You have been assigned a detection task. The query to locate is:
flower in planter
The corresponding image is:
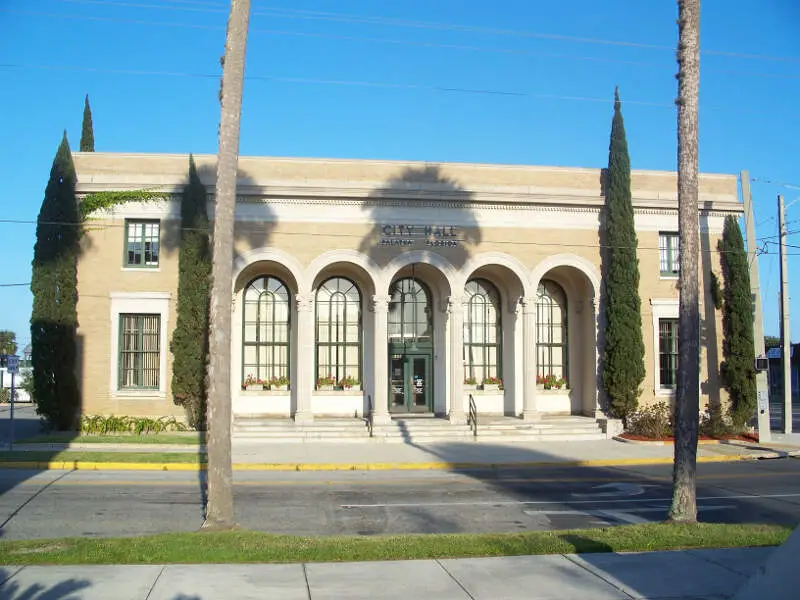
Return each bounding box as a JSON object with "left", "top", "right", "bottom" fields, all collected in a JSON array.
[
  {"left": 317, "top": 373, "right": 336, "bottom": 387},
  {"left": 482, "top": 376, "right": 502, "bottom": 386},
  {"left": 269, "top": 375, "right": 290, "bottom": 389},
  {"left": 243, "top": 374, "right": 265, "bottom": 389},
  {"left": 463, "top": 376, "right": 478, "bottom": 385},
  {"left": 541, "top": 374, "right": 568, "bottom": 390},
  {"left": 338, "top": 375, "right": 360, "bottom": 389}
]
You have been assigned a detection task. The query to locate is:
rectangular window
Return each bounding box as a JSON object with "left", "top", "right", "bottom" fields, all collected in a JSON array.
[
  {"left": 125, "top": 220, "right": 160, "bottom": 267},
  {"left": 119, "top": 314, "right": 160, "bottom": 389},
  {"left": 659, "top": 318, "right": 678, "bottom": 389},
  {"left": 659, "top": 232, "right": 680, "bottom": 277}
]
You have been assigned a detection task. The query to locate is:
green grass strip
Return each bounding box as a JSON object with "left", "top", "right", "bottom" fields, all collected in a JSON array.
[
  {"left": 15, "top": 433, "right": 204, "bottom": 445},
  {"left": 0, "top": 523, "right": 788, "bottom": 565},
  {"left": 0, "top": 451, "right": 205, "bottom": 464}
]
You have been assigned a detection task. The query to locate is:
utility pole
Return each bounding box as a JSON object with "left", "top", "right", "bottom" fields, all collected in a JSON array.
[
  {"left": 778, "top": 194, "right": 792, "bottom": 434},
  {"left": 741, "top": 171, "right": 771, "bottom": 442}
]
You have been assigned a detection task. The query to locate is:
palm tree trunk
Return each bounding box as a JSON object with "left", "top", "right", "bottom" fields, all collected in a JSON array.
[
  {"left": 204, "top": 0, "right": 251, "bottom": 530},
  {"left": 669, "top": 0, "right": 701, "bottom": 524}
]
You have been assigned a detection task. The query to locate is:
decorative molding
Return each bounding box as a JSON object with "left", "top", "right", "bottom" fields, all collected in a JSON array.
[
  {"left": 295, "top": 294, "right": 313, "bottom": 313},
  {"left": 371, "top": 294, "right": 391, "bottom": 313}
]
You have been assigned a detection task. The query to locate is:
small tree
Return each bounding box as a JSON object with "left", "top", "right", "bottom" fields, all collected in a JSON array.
[
  {"left": 80, "top": 95, "right": 94, "bottom": 152},
  {"left": 719, "top": 215, "right": 757, "bottom": 430},
  {"left": 0, "top": 331, "right": 16, "bottom": 355},
  {"left": 170, "top": 156, "right": 211, "bottom": 430},
  {"left": 30, "top": 132, "right": 81, "bottom": 429},
  {"left": 601, "top": 88, "right": 646, "bottom": 425}
]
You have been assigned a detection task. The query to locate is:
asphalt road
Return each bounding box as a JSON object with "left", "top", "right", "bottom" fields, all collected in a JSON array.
[{"left": 0, "top": 459, "right": 799, "bottom": 540}]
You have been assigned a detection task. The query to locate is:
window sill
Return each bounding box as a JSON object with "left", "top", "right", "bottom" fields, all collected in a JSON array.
[
  {"left": 655, "top": 388, "right": 676, "bottom": 398},
  {"left": 111, "top": 390, "right": 166, "bottom": 399},
  {"left": 121, "top": 267, "right": 161, "bottom": 273},
  {"left": 313, "top": 390, "right": 364, "bottom": 395},
  {"left": 240, "top": 389, "right": 289, "bottom": 395},
  {"left": 659, "top": 274, "right": 679, "bottom": 280}
]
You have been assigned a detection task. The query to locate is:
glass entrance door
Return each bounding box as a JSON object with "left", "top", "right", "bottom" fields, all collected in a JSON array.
[{"left": 390, "top": 353, "right": 431, "bottom": 413}]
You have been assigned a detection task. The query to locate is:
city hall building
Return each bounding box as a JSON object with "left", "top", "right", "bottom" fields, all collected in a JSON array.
[{"left": 72, "top": 153, "right": 740, "bottom": 433}]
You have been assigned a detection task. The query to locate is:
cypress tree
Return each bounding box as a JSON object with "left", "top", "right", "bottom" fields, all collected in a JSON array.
[
  {"left": 30, "top": 132, "right": 81, "bottom": 429},
  {"left": 719, "top": 215, "right": 757, "bottom": 429},
  {"left": 601, "top": 88, "right": 646, "bottom": 424},
  {"left": 170, "top": 156, "right": 211, "bottom": 430},
  {"left": 80, "top": 95, "right": 94, "bottom": 152}
]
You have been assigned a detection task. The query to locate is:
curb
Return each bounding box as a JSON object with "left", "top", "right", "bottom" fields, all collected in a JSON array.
[
  {"left": 613, "top": 436, "right": 724, "bottom": 446},
  {"left": 0, "top": 454, "right": 756, "bottom": 472}
]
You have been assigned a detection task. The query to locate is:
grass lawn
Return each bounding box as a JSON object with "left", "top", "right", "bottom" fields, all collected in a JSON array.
[
  {"left": 15, "top": 433, "right": 204, "bottom": 445},
  {"left": 0, "top": 523, "right": 789, "bottom": 565},
  {"left": 0, "top": 451, "right": 205, "bottom": 464}
]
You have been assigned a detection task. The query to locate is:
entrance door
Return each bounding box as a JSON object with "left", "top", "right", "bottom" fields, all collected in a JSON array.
[{"left": 390, "top": 353, "right": 431, "bottom": 413}]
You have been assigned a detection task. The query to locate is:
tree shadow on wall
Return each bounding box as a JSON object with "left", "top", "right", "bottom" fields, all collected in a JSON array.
[{"left": 357, "top": 164, "right": 482, "bottom": 273}]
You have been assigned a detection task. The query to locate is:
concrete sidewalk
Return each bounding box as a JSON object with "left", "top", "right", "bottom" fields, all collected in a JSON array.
[
  {"left": 0, "top": 547, "right": 778, "bottom": 599},
  {"left": 0, "top": 437, "right": 793, "bottom": 471}
]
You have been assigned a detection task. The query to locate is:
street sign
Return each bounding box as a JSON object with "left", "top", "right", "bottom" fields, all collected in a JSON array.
[
  {"left": 757, "top": 389, "right": 769, "bottom": 412},
  {"left": 6, "top": 355, "right": 19, "bottom": 375}
]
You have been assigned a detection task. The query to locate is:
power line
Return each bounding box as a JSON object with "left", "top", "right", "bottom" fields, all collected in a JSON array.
[
  {"left": 56, "top": 0, "right": 800, "bottom": 64},
  {"left": 0, "top": 283, "right": 30, "bottom": 288},
  {"left": 752, "top": 178, "right": 800, "bottom": 191}
]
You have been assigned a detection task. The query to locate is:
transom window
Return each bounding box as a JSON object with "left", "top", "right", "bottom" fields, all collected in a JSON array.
[
  {"left": 659, "top": 232, "right": 680, "bottom": 277},
  {"left": 388, "top": 278, "right": 432, "bottom": 344},
  {"left": 463, "top": 279, "right": 502, "bottom": 384},
  {"left": 536, "top": 279, "right": 568, "bottom": 381},
  {"left": 659, "top": 318, "right": 679, "bottom": 389},
  {"left": 316, "top": 277, "right": 361, "bottom": 388},
  {"left": 243, "top": 276, "right": 290, "bottom": 383},
  {"left": 125, "top": 220, "right": 160, "bottom": 268},
  {"left": 118, "top": 314, "right": 160, "bottom": 389}
]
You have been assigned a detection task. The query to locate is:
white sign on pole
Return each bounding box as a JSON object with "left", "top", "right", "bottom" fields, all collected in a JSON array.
[
  {"left": 757, "top": 389, "right": 769, "bottom": 412},
  {"left": 6, "top": 355, "right": 19, "bottom": 375}
]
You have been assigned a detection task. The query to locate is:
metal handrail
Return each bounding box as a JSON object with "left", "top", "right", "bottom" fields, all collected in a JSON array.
[
  {"left": 366, "top": 394, "right": 374, "bottom": 438},
  {"left": 467, "top": 393, "right": 478, "bottom": 439}
]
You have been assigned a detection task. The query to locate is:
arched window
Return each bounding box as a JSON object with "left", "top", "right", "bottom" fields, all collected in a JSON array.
[
  {"left": 388, "top": 278, "right": 432, "bottom": 344},
  {"left": 536, "top": 279, "right": 568, "bottom": 382},
  {"left": 243, "top": 276, "right": 290, "bottom": 384},
  {"left": 316, "top": 277, "right": 361, "bottom": 388},
  {"left": 463, "top": 279, "right": 502, "bottom": 384}
]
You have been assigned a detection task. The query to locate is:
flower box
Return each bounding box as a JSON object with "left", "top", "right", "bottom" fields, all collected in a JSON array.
[
  {"left": 463, "top": 384, "right": 478, "bottom": 391},
  {"left": 342, "top": 384, "right": 361, "bottom": 392},
  {"left": 318, "top": 384, "right": 334, "bottom": 391},
  {"left": 271, "top": 384, "right": 289, "bottom": 392},
  {"left": 481, "top": 383, "right": 500, "bottom": 392},
  {"left": 245, "top": 384, "right": 265, "bottom": 391}
]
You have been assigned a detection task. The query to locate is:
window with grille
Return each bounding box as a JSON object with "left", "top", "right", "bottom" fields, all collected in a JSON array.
[
  {"left": 388, "top": 278, "right": 432, "bottom": 343},
  {"left": 659, "top": 232, "right": 680, "bottom": 277},
  {"left": 118, "top": 314, "right": 160, "bottom": 389},
  {"left": 125, "top": 220, "right": 160, "bottom": 268},
  {"left": 316, "top": 277, "right": 361, "bottom": 388},
  {"left": 659, "top": 318, "right": 679, "bottom": 389},
  {"left": 536, "top": 279, "right": 568, "bottom": 381},
  {"left": 242, "top": 276, "right": 290, "bottom": 383},
  {"left": 463, "top": 279, "right": 502, "bottom": 384}
]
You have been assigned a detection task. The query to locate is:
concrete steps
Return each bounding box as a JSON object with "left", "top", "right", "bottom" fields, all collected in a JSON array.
[{"left": 233, "top": 414, "right": 606, "bottom": 443}]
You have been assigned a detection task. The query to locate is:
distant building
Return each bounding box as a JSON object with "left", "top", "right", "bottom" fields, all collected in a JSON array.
[{"left": 70, "top": 152, "right": 741, "bottom": 431}]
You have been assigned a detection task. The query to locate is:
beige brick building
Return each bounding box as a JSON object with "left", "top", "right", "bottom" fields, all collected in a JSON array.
[{"left": 72, "top": 152, "right": 740, "bottom": 430}]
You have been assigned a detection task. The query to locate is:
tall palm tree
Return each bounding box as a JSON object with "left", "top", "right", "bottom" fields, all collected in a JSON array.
[
  {"left": 204, "top": 0, "right": 251, "bottom": 530},
  {"left": 669, "top": 0, "right": 701, "bottom": 524}
]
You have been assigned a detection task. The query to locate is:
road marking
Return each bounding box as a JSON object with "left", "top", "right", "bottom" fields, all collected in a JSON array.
[
  {"left": 523, "top": 505, "right": 736, "bottom": 524},
  {"left": 340, "top": 492, "right": 800, "bottom": 509}
]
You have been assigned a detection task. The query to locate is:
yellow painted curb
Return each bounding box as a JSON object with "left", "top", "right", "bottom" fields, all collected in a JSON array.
[{"left": 0, "top": 453, "right": 756, "bottom": 472}]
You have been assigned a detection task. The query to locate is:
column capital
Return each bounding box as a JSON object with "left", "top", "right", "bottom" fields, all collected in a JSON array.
[
  {"left": 296, "top": 293, "right": 313, "bottom": 313},
  {"left": 371, "top": 294, "right": 391, "bottom": 313},
  {"left": 445, "top": 295, "right": 469, "bottom": 315},
  {"left": 522, "top": 296, "right": 537, "bottom": 315}
]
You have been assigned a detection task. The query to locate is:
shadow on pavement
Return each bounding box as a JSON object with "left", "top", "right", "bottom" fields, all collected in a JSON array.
[{"left": 0, "top": 568, "right": 91, "bottom": 600}]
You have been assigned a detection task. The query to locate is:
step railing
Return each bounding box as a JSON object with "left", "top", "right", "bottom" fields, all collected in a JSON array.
[
  {"left": 467, "top": 393, "right": 478, "bottom": 438},
  {"left": 366, "top": 394, "right": 374, "bottom": 438}
]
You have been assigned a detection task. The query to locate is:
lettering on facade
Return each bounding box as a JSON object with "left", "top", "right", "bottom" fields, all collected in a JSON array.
[{"left": 379, "top": 225, "right": 461, "bottom": 248}]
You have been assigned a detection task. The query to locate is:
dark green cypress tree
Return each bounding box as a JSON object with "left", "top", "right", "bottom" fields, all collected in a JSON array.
[
  {"left": 30, "top": 132, "right": 81, "bottom": 429},
  {"left": 80, "top": 95, "right": 94, "bottom": 152},
  {"left": 719, "top": 215, "right": 757, "bottom": 429},
  {"left": 170, "top": 156, "right": 211, "bottom": 430},
  {"left": 601, "top": 88, "right": 646, "bottom": 424}
]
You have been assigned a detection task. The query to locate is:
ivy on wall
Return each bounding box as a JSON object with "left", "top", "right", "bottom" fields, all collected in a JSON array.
[{"left": 78, "top": 190, "right": 166, "bottom": 221}]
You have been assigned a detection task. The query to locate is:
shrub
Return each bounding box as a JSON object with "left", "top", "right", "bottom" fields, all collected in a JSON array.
[
  {"left": 0, "top": 388, "right": 9, "bottom": 403},
  {"left": 78, "top": 415, "right": 188, "bottom": 435},
  {"left": 627, "top": 402, "right": 672, "bottom": 438}
]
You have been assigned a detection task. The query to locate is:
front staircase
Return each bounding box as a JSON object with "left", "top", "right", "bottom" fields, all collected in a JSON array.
[{"left": 233, "top": 414, "right": 606, "bottom": 443}]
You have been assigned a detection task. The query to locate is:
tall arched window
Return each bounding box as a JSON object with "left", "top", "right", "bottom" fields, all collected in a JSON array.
[
  {"left": 388, "top": 278, "right": 432, "bottom": 344},
  {"left": 316, "top": 277, "right": 361, "bottom": 388},
  {"left": 243, "top": 276, "right": 290, "bottom": 383},
  {"left": 536, "top": 279, "right": 568, "bottom": 382},
  {"left": 463, "top": 279, "right": 502, "bottom": 384}
]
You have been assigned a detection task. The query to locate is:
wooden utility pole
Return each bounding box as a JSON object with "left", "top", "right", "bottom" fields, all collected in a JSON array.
[
  {"left": 741, "top": 171, "right": 771, "bottom": 443},
  {"left": 668, "top": 0, "right": 701, "bottom": 524},
  {"left": 778, "top": 194, "right": 793, "bottom": 434},
  {"left": 204, "top": 0, "right": 251, "bottom": 530}
]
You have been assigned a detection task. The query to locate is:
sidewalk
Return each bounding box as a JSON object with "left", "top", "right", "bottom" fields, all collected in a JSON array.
[
  {"left": 0, "top": 436, "right": 794, "bottom": 471},
  {"left": 0, "top": 546, "right": 778, "bottom": 599}
]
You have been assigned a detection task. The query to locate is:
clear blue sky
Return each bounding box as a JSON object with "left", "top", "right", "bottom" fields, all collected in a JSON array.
[{"left": 1, "top": 0, "right": 799, "bottom": 352}]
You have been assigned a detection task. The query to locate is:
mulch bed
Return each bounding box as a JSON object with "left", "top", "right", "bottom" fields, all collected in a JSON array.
[{"left": 619, "top": 432, "right": 759, "bottom": 443}]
